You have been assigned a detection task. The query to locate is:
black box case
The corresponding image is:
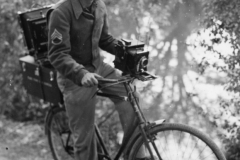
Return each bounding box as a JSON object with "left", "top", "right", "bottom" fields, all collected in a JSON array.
[{"left": 19, "top": 56, "right": 63, "bottom": 105}]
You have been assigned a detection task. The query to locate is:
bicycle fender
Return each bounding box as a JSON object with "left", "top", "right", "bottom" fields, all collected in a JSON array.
[
  {"left": 153, "top": 119, "right": 166, "bottom": 125},
  {"left": 124, "top": 119, "right": 166, "bottom": 157}
]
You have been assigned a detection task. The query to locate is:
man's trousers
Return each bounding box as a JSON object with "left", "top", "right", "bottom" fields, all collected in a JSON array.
[{"left": 57, "top": 61, "right": 138, "bottom": 160}]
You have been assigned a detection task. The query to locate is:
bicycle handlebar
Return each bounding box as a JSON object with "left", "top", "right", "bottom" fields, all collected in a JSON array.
[
  {"left": 98, "top": 78, "right": 119, "bottom": 84},
  {"left": 97, "top": 72, "right": 158, "bottom": 85}
]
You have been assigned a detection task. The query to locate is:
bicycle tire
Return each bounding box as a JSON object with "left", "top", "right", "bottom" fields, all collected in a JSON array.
[
  {"left": 46, "top": 107, "right": 74, "bottom": 160},
  {"left": 128, "top": 123, "right": 226, "bottom": 160}
]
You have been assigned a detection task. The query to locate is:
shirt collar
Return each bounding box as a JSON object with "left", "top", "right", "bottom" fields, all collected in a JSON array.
[{"left": 70, "top": 0, "right": 83, "bottom": 19}]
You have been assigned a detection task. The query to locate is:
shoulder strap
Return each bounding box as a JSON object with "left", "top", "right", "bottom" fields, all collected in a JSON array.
[
  {"left": 46, "top": 0, "right": 67, "bottom": 25},
  {"left": 91, "top": 0, "right": 98, "bottom": 14},
  {"left": 46, "top": 8, "right": 54, "bottom": 26}
]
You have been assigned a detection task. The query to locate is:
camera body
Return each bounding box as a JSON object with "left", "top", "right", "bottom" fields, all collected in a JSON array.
[{"left": 114, "top": 39, "right": 149, "bottom": 75}]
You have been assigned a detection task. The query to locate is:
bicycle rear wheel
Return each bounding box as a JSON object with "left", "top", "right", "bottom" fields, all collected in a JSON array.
[
  {"left": 128, "top": 123, "right": 226, "bottom": 160},
  {"left": 46, "top": 107, "right": 74, "bottom": 160}
]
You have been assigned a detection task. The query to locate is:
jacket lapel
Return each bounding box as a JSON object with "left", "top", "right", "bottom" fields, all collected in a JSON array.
[
  {"left": 70, "top": 0, "right": 83, "bottom": 19},
  {"left": 92, "top": 0, "right": 105, "bottom": 67}
]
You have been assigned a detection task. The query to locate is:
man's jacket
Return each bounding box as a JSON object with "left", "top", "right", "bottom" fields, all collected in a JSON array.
[{"left": 48, "top": 0, "right": 117, "bottom": 86}]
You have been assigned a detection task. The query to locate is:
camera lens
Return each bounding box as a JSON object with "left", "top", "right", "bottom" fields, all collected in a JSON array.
[{"left": 140, "top": 57, "right": 148, "bottom": 67}]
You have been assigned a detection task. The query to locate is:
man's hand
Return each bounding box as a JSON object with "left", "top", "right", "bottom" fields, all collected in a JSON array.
[{"left": 81, "top": 73, "right": 102, "bottom": 87}]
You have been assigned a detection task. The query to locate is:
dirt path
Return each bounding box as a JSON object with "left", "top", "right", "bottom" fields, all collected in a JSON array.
[{"left": 0, "top": 117, "right": 53, "bottom": 160}]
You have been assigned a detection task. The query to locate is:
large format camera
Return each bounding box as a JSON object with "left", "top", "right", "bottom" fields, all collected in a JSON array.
[{"left": 114, "top": 39, "right": 149, "bottom": 75}]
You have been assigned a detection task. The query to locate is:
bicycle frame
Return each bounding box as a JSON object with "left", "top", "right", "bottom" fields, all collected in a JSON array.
[
  {"left": 45, "top": 72, "right": 164, "bottom": 160},
  {"left": 44, "top": 71, "right": 226, "bottom": 160},
  {"left": 95, "top": 75, "right": 164, "bottom": 160}
]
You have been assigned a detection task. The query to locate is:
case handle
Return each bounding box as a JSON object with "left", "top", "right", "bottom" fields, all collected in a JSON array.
[
  {"left": 22, "top": 63, "right": 26, "bottom": 72},
  {"left": 35, "top": 67, "right": 39, "bottom": 76},
  {"left": 50, "top": 71, "right": 54, "bottom": 81}
]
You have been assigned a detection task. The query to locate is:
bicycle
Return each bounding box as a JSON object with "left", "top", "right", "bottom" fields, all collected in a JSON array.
[{"left": 45, "top": 71, "right": 226, "bottom": 160}]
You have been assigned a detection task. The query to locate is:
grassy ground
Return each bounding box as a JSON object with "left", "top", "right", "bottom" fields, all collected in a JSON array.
[{"left": 0, "top": 116, "right": 53, "bottom": 160}]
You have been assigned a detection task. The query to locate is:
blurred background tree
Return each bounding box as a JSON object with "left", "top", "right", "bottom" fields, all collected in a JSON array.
[
  {"left": 1, "top": 0, "right": 240, "bottom": 159},
  {"left": 100, "top": 0, "right": 230, "bottom": 156},
  {"left": 104, "top": 0, "right": 221, "bottom": 139}
]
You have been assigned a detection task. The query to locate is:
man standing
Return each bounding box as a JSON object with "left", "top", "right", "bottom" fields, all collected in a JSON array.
[{"left": 48, "top": 0, "right": 147, "bottom": 159}]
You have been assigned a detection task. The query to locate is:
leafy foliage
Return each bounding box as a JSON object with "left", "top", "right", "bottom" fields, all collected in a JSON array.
[
  {"left": 1, "top": 0, "right": 34, "bottom": 121},
  {"left": 202, "top": 0, "right": 240, "bottom": 159},
  {"left": 0, "top": 0, "right": 58, "bottom": 122},
  {"left": 0, "top": 116, "right": 52, "bottom": 159}
]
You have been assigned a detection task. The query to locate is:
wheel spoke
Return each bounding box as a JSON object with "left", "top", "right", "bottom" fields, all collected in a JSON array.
[
  {"left": 177, "top": 131, "right": 183, "bottom": 158},
  {"left": 48, "top": 109, "right": 74, "bottom": 160},
  {"left": 130, "top": 123, "right": 225, "bottom": 160},
  {"left": 163, "top": 131, "right": 172, "bottom": 160},
  {"left": 153, "top": 133, "right": 169, "bottom": 160},
  {"left": 187, "top": 134, "right": 199, "bottom": 160},
  {"left": 150, "top": 138, "right": 164, "bottom": 160}
]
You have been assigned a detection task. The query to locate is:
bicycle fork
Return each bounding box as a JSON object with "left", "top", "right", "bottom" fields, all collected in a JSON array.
[
  {"left": 145, "top": 124, "right": 164, "bottom": 160},
  {"left": 124, "top": 82, "right": 163, "bottom": 160}
]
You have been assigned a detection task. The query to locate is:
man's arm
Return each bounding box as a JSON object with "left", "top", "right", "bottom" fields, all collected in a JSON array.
[
  {"left": 48, "top": 9, "right": 89, "bottom": 85},
  {"left": 98, "top": 5, "right": 118, "bottom": 55}
]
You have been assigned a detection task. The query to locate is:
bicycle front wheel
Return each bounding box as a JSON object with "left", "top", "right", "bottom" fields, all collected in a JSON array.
[{"left": 128, "top": 123, "right": 226, "bottom": 160}]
